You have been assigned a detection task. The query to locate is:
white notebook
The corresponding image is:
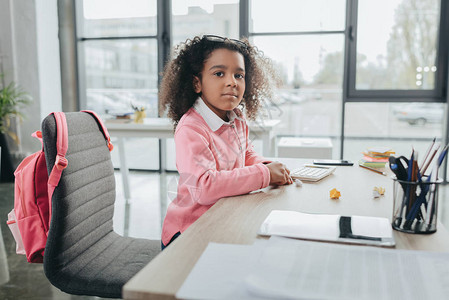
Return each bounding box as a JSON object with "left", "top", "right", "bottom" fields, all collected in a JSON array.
[{"left": 258, "top": 210, "right": 395, "bottom": 247}]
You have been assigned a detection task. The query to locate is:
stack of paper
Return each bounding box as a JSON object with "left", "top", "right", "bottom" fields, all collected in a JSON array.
[
  {"left": 359, "top": 146, "right": 395, "bottom": 168},
  {"left": 177, "top": 237, "right": 449, "bottom": 300}
]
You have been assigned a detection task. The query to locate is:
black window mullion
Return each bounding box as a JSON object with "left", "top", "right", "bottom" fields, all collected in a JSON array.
[
  {"left": 436, "top": 0, "right": 449, "bottom": 99},
  {"left": 347, "top": 90, "right": 445, "bottom": 102},
  {"left": 74, "top": 0, "right": 86, "bottom": 111},
  {"left": 346, "top": 0, "right": 358, "bottom": 102},
  {"left": 157, "top": 0, "right": 172, "bottom": 172},
  {"left": 441, "top": 0, "right": 449, "bottom": 181},
  {"left": 240, "top": 0, "right": 249, "bottom": 39},
  {"left": 341, "top": 0, "right": 355, "bottom": 159},
  {"left": 79, "top": 35, "right": 158, "bottom": 42},
  {"left": 158, "top": 0, "right": 171, "bottom": 92}
]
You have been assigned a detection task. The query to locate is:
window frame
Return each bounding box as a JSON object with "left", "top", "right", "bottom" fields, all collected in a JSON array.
[
  {"left": 74, "top": 0, "right": 171, "bottom": 171},
  {"left": 341, "top": 0, "right": 449, "bottom": 180},
  {"left": 70, "top": 0, "right": 449, "bottom": 178},
  {"left": 344, "top": 0, "right": 449, "bottom": 103},
  {"left": 74, "top": 0, "right": 170, "bottom": 115},
  {"left": 243, "top": 0, "right": 348, "bottom": 159},
  {"left": 72, "top": 0, "right": 449, "bottom": 110}
]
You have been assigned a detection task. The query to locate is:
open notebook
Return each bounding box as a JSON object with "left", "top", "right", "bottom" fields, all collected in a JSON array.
[{"left": 258, "top": 210, "right": 395, "bottom": 247}]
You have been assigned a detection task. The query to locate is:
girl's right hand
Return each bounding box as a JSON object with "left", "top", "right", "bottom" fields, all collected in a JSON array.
[{"left": 266, "top": 162, "right": 293, "bottom": 186}]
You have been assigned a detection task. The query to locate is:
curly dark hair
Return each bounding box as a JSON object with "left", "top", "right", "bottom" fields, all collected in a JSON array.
[{"left": 159, "top": 35, "right": 281, "bottom": 128}]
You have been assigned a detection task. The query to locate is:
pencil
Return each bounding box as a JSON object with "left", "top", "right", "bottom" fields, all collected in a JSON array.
[
  {"left": 359, "top": 164, "right": 386, "bottom": 176},
  {"left": 421, "top": 144, "right": 440, "bottom": 175},
  {"left": 419, "top": 137, "right": 436, "bottom": 170}
]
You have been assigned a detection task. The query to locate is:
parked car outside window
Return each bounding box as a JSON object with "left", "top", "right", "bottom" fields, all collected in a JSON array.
[{"left": 393, "top": 103, "right": 444, "bottom": 125}]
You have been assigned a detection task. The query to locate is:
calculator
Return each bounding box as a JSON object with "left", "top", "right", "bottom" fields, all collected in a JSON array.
[{"left": 290, "top": 164, "right": 336, "bottom": 182}]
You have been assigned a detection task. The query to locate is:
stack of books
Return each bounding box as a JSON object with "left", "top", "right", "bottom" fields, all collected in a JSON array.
[{"left": 359, "top": 147, "right": 395, "bottom": 168}]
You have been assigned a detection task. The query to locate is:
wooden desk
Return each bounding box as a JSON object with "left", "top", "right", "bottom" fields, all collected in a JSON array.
[
  {"left": 106, "top": 118, "right": 280, "bottom": 200},
  {"left": 123, "top": 158, "right": 449, "bottom": 299}
]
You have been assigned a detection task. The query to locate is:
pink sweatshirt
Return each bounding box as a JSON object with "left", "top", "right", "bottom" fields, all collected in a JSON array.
[{"left": 161, "top": 99, "right": 271, "bottom": 245}]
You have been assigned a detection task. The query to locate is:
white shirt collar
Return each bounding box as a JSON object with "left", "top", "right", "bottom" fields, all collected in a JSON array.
[{"left": 194, "top": 97, "right": 239, "bottom": 131}]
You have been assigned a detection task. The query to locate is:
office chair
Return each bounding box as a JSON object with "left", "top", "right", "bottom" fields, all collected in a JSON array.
[{"left": 42, "top": 112, "right": 160, "bottom": 298}]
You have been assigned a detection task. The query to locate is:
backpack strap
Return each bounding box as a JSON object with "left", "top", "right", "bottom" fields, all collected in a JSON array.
[
  {"left": 81, "top": 110, "right": 114, "bottom": 151},
  {"left": 31, "top": 130, "right": 43, "bottom": 147},
  {"left": 47, "top": 112, "right": 69, "bottom": 221}
]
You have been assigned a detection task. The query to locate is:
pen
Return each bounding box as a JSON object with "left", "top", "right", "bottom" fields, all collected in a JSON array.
[
  {"left": 425, "top": 170, "right": 438, "bottom": 229},
  {"left": 425, "top": 144, "right": 449, "bottom": 229},
  {"left": 405, "top": 175, "right": 431, "bottom": 228},
  {"left": 404, "top": 149, "right": 415, "bottom": 217},
  {"left": 341, "top": 233, "right": 382, "bottom": 242},
  {"left": 358, "top": 164, "right": 386, "bottom": 176},
  {"left": 289, "top": 174, "right": 303, "bottom": 187},
  {"left": 407, "top": 152, "right": 419, "bottom": 221}
]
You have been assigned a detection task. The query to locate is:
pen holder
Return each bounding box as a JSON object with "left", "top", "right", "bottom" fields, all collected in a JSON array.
[{"left": 392, "top": 177, "right": 442, "bottom": 234}]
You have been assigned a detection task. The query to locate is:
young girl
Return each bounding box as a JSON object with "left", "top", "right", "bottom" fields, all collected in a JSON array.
[{"left": 159, "top": 35, "right": 292, "bottom": 249}]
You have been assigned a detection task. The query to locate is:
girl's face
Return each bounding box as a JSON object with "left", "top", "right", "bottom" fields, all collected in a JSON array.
[{"left": 193, "top": 48, "right": 245, "bottom": 121}]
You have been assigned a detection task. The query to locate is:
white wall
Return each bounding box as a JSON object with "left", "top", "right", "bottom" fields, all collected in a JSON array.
[
  {"left": 36, "top": 0, "right": 62, "bottom": 118},
  {"left": 0, "top": 0, "right": 62, "bottom": 155}
]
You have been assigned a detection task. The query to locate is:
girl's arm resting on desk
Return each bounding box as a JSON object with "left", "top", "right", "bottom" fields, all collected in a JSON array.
[
  {"left": 191, "top": 164, "right": 270, "bottom": 206},
  {"left": 175, "top": 126, "right": 270, "bottom": 206}
]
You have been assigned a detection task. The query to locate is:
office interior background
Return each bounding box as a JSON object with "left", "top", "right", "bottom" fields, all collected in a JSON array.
[
  {"left": 1, "top": 0, "right": 449, "bottom": 298},
  {"left": 2, "top": 0, "right": 449, "bottom": 170}
]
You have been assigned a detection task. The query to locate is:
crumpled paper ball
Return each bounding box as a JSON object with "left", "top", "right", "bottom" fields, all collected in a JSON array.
[
  {"left": 373, "top": 186, "right": 385, "bottom": 198},
  {"left": 329, "top": 188, "right": 341, "bottom": 199}
]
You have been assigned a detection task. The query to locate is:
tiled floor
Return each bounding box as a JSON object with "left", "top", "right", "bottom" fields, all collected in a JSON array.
[{"left": 0, "top": 170, "right": 448, "bottom": 299}]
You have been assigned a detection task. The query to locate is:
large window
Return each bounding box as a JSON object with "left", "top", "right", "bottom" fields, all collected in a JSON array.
[
  {"left": 248, "top": 0, "right": 347, "bottom": 157},
  {"left": 343, "top": 0, "right": 447, "bottom": 167},
  {"left": 352, "top": 0, "right": 442, "bottom": 92},
  {"left": 72, "top": 0, "right": 449, "bottom": 173},
  {"left": 77, "top": 0, "right": 159, "bottom": 116},
  {"left": 76, "top": 0, "right": 160, "bottom": 170},
  {"left": 172, "top": 0, "right": 240, "bottom": 45}
]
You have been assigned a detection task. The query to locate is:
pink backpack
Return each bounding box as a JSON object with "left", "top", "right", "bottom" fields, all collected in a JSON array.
[{"left": 6, "top": 110, "right": 113, "bottom": 263}]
